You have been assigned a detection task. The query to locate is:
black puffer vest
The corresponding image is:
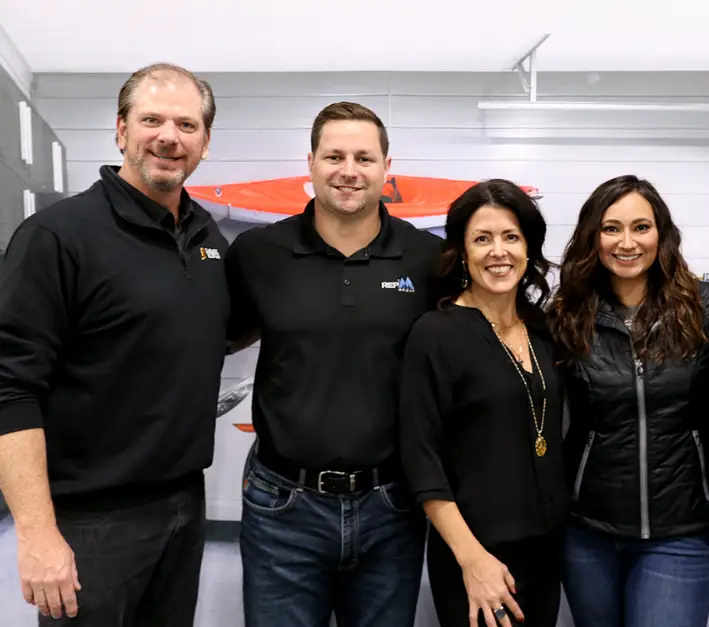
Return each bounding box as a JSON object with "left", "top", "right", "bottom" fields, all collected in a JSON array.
[{"left": 563, "top": 282, "right": 709, "bottom": 539}]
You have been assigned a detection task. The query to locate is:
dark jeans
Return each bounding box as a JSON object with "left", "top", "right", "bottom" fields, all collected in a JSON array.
[
  {"left": 39, "top": 478, "right": 206, "bottom": 627},
  {"left": 240, "top": 455, "right": 426, "bottom": 627},
  {"left": 562, "top": 523, "right": 709, "bottom": 627},
  {"left": 427, "top": 526, "right": 562, "bottom": 627}
]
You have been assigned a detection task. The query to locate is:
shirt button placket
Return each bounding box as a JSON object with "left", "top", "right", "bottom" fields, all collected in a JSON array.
[{"left": 341, "top": 271, "right": 354, "bottom": 308}]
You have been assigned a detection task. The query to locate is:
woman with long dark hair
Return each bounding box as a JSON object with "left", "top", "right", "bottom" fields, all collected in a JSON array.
[
  {"left": 399, "top": 179, "right": 569, "bottom": 627},
  {"left": 549, "top": 175, "right": 709, "bottom": 627}
]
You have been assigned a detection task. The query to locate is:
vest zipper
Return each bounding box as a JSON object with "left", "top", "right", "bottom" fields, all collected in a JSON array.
[
  {"left": 692, "top": 430, "right": 709, "bottom": 502},
  {"left": 573, "top": 430, "right": 596, "bottom": 501},
  {"left": 634, "top": 354, "right": 650, "bottom": 539},
  {"left": 626, "top": 324, "right": 650, "bottom": 539}
]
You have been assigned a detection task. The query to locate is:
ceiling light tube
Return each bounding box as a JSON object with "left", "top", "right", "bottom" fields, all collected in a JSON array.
[{"left": 477, "top": 101, "right": 709, "bottom": 112}]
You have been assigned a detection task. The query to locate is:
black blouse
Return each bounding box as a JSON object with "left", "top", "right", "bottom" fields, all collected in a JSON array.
[{"left": 399, "top": 304, "right": 570, "bottom": 548}]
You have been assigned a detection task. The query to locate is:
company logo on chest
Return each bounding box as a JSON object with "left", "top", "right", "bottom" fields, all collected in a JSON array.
[
  {"left": 200, "top": 247, "right": 221, "bottom": 260},
  {"left": 381, "top": 276, "right": 416, "bottom": 292}
]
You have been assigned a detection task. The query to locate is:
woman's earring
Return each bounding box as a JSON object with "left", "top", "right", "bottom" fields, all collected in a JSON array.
[{"left": 461, "top": 259, "right": 469, "bottom": 289}]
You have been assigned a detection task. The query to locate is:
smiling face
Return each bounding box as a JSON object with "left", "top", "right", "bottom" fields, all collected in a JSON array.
[
  {"left": 307, "top": 119, "right": 391, "bottom": 219},
  {"left": 464, "top": 205, "right": 528, "bottom": 297},
  {"left": 599, "top": 191, "right": 659, "bottom": 283},
  {"left": 116, "top": 73, "right": 210, "bottom": 196}
]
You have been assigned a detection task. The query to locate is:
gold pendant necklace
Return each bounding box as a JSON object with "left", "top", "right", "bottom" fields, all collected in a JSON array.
[{"left": 487, "top": 318, "right": 548, "bottom": 457}]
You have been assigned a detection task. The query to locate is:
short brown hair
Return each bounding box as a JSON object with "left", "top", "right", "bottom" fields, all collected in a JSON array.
[
  {"left": 310, "top": 101, "right": 389, "bottom": 156},
  {"left": 117, "top": 62, "right": 216, "bottom": 132}
]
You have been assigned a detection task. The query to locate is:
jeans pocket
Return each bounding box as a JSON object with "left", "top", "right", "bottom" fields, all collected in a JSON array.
[
  {"left": 379, "top": 482, "right": 413, "bottom": 514},
  {"left": 243, "top": 470, "right": 298, "bottom": 515}
]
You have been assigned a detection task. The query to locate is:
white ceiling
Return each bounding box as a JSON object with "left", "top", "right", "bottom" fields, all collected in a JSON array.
[{"left": 1, "top": 0, "right": 708, "bottom": 73}]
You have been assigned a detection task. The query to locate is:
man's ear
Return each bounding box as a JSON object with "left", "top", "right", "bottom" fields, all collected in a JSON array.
[{"left": 116, "top": 116, "right": 127, "bottom": 152}]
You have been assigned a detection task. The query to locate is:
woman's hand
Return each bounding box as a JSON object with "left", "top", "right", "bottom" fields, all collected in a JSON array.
[
  {"left": 460, "top": 549, "right": 524, "bottom": 627},
  {"left": 420, "top": 500, "right": 526, "bottom": 626}
]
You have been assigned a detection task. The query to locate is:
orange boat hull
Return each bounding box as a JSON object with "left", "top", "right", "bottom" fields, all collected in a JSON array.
[{"left": 187, "top": 175, "right": 540, "bottom": 229}]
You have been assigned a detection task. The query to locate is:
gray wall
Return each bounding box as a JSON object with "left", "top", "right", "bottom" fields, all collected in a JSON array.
[
  {"left": 0, "top": 64, "right": 66, "bottom": 252},
  {"left": 33, "top": 70, "right": 709, "bottom": 266},
  {"left": 33, "top": 68, "right": 709, "bottom": 403}
]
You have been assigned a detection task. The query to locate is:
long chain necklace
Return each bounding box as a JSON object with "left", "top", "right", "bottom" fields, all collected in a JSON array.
[{"left": 487, "top": 318, "right": 548, "bottom": 457}]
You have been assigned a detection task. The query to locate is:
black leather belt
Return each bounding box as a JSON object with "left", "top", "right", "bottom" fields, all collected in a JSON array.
[{"left": 256, "top": 449, "right": 402, "bottom": 495}]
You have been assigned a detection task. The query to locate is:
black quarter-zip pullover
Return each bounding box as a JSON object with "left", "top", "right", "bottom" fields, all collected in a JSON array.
[{"left": 0, "top": 165, "right": 230, "bottom": 508}]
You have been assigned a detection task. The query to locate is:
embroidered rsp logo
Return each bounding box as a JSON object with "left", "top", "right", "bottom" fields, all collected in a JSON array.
[{"left": 200, "top": 247, "right": 221, "bottom": 260}]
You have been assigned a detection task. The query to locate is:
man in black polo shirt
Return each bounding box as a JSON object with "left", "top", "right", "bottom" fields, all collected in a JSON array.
[
  {"left": 0, "top": 63, "right": 229, "bottom": 626},
  {"left": 225, "top": 102, "right": 442, "bottom": 627}
]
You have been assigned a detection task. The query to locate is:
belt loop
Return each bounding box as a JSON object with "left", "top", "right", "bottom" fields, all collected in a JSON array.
[
  {"left": 372, "top": 468, "right": 381, "bottom": 490},
  {"left": 296, "top": 468, "right": 306, "bottom": 493}
]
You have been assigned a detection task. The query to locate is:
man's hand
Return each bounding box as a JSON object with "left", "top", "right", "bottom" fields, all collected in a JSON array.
[{"left": 17, "top": 525, "right": 81, "bottom": 619}]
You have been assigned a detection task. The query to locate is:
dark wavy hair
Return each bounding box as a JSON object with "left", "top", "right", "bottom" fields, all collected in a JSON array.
[
  {"left": 549, "top": 174, "right": 705, "bottom": 363},
  {"left": 439, "top": 178, "right": 553, "bottom": 328}
]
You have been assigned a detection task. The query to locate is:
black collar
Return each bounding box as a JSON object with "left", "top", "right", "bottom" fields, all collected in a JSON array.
[
  {"left": 292, "top": 199, "right": 403, "bottom": 259},
  {"left": 596, "top": 301, "right": 632, "bottom": 335},
  {"left": 100, "top": 165, "right": 197, "bottom": 231}
]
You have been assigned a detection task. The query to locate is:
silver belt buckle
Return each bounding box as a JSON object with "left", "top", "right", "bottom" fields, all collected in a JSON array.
[{"left": 317, "top": 470, "right": 356, "bottom": 493}]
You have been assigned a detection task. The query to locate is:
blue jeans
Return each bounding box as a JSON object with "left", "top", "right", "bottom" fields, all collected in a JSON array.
[
  {"left": 562, "top": 523, "right": 709, "bottom": 627},
  {"left": 240, "top": 455, "right": 426, "bottom": 627}
]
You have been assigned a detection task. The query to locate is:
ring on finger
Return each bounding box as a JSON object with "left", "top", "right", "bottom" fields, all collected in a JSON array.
[{"left": 493, "top": 605, "right": 507, "bottom": 620}]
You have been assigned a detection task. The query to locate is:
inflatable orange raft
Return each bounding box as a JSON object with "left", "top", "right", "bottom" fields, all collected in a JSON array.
[{"left": 187, "top": 175, "right": 540, "bottom": 229}]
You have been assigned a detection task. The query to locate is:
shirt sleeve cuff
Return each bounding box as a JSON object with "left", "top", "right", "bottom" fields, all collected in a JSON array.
[
  {"left": 414, "top": 488, "right": 455, "bottom": 504},
  {"left": 0, "top": 401, "right": 44, "bottom": 436}
]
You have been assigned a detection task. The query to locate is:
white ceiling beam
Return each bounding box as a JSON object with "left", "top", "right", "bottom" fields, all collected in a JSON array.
[{"left": 0, "top": 24, "right": 32, "bottom": 97}]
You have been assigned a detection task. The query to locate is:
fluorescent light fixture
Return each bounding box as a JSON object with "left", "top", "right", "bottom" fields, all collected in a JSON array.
[
  {"left": 19, "top": 101, "right": 29, "bottom": 163},
  {"left": 23, "top": 189, "right": 35, "bottom": 219},
  {"left": 52, "top": 141, "right": 64, "bottom": 193},
  {"left": 477, "top": 101, "right": 709, "bottom": 112},
  {"left": 18, "top": 101, "right": 33, "bottom": 165}
]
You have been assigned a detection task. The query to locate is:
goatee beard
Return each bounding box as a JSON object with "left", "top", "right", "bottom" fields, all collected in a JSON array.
[
  {"left": 148, "top": 175, "right": 183, "bottom": 193},
  {"left": 128, "top": 152, "right": 184, "bottom": 193}
]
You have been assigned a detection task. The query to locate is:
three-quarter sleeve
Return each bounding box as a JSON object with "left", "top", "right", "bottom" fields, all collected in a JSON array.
[
  {"left": 0, "top": 223, "right": 76, "bottom": 435},
  {"left": 399, "top": 315, "right": 455, "bottom": 503}
]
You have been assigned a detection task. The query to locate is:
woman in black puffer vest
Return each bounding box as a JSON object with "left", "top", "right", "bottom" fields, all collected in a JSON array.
[{"left": 548, "top": 175, "right": 709, "bottom": 627}]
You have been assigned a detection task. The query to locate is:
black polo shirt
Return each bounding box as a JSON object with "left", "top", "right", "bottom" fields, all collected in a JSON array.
[{"left": 225, "top": 201, "right": 443, "bottom": 470}]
